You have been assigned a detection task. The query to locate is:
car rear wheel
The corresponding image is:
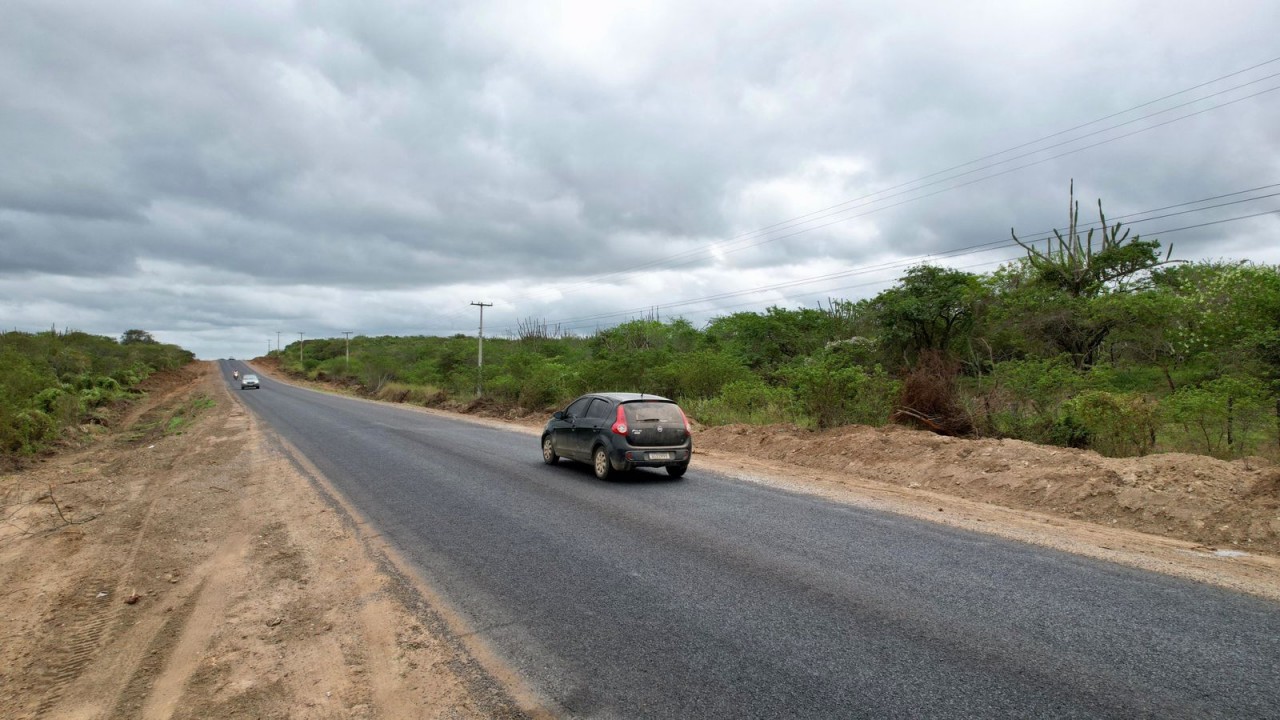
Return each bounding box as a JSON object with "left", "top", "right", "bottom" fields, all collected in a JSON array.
[
  {"left": 592, "top": 445, "right": 613, "bottom": 480},
  {"left": 666, "top": 462, "right": 688, "bottom": 478},
  {"left": 542, "top": 435, "right": 558, "bottom": 465}
]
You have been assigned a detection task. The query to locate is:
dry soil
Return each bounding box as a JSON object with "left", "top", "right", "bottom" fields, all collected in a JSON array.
[{"left": 0, "top": 363, "right": 524, "bottom": 719}]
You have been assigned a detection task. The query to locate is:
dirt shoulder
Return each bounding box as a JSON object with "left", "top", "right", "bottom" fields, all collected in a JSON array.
[
  {"left": 251, "top": 361, "right": 1280, "bottom": 604},
  {"left": 0, "top": 362, "right": 525, "bottom": 719}
]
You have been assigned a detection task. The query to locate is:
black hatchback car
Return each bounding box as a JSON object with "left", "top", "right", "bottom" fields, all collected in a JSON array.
[{"left": 542, "top": 393, "right": 692, "bottom": 479}]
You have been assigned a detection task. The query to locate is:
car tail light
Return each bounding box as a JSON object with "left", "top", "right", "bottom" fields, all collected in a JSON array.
[
  {"left": 678, "top": 406, "right": 691, "bottom": 435},
  {"left": 611, "top": 405, "right": 628, "bottom": 435}
]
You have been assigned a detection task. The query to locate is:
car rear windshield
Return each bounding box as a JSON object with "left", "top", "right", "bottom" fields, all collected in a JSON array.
[{"left": 623, "top": 401, "right": 683, "bottom": 424}]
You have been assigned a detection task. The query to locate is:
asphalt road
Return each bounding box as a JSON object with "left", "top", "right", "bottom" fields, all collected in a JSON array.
[{"left": 223, "top": 361, "right": 1280, "bottom": 719}]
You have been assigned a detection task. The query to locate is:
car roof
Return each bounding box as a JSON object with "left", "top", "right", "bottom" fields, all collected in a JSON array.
[{"left": 582, "top": 392, "right": 674, "bottom": 403}]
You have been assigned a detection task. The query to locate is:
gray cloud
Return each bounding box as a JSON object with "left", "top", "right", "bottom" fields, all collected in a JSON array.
[{"left": 2, "top": 0, "right": 1278, "bottom": 358}]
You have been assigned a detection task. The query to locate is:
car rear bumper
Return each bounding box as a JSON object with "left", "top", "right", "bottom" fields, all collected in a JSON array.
[{"left": 613, "top": 445, "right": 691, "bottom": 468}]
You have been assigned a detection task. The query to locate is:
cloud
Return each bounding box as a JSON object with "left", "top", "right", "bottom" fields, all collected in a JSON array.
[{"left": 2, "top": 0, "right": 1278, "bottom": 359}]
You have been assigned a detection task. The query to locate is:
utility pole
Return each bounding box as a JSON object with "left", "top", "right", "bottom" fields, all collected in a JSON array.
[
  {"left": 267, "top": 339, "right": 272, "bottom": 356},
  {"left": 276, "top": 331, "right": 282, "bottom": 353},
  {"left": 470, "top": 301, "right": 493, "bottom": 397},
  {"left": 299, "top": 332, "right": 304, "bottom": 363},
  {"left": 343, "top": 331, "right": 353, "bottom": 368}
]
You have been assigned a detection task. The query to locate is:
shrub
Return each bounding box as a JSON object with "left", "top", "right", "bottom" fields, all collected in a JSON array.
[
  {"left": 967, "top": 356, "right": 1082, "bottom": 441},
  {"left": 33, "top": 387, "right": 69, "bottom": 413},
  {"left": 653, "top": 351, "right": 752, "bottom": 401},
  {"left": 1161, "top": 376, "right": 1271, "bottom": 457},
  {"left": 894, "top": 350, "right": 973, "bottom": 435},
  {"left": 79, "top": 386, "right": 114, "bottom": 408},
  {"left": 0, "top": 330, "right": 192, "bottom": 458},
  {"left": 372, "top": 382, "right": 446, "bottom": 406},
  {"left": 681, "top": 379, "right": 800, "bottom": 426},
  {"left": 94, "top": 376, "right": 122, "bottom": 392},
  {"left": 784, "top": 354, "right": 898, "bottom": 429},
  {"left": 33, "top": 387, "right": 83, "bottom": 428},
  {"left": 10, "top": 409, "right": 57, "bottom": 454},
  {"left": 517, "top": 362, "right": 580, "bottom": 410},
  {"left": 1059, "top": 390, "right": 1157, "bottom": 457}
]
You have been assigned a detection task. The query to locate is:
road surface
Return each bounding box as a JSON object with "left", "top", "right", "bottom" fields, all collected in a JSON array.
[{"left": 223, "top": 361, "right": 1280, "bottom": 718}]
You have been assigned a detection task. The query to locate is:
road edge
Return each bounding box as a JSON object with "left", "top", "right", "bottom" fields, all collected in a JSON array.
[{"left": 245, "top": 362, "right": 1280, "bottom": 604}]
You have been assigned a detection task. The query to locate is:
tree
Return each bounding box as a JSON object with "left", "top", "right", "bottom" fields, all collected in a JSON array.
[
  {"left": 1006, "top": 181, "right": 1177, "bottom": 369},
  {"left": 870, "top": 265, "right": 983, "bottom": 364},
  {"left": 1012, "top": 180, "right": 1174, "bottom": 298},
  {"left": 120, "top": 329, "right": 157, "bottom": 345},
  {"left": 704, "top": 307, "right": 849, "bottom": 377}
]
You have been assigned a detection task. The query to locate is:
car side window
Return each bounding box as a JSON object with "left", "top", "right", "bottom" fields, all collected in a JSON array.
[
  {"left": 585, "top": 398, "right": 611, "bottom": 420},
  {"left": 564, "top": 397, "right": 592, "bottom": 419}
]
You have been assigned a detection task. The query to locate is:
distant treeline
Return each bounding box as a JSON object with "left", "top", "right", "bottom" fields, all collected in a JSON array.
[
  {"left": 274, "top": 193, "right": 1279, "bottom": 459},
  {"left": 0, "top": 329, "right": 194, "bottom": 456},
  {"left": 279, "top": 247, "right": 1280, "bottom": 459}
]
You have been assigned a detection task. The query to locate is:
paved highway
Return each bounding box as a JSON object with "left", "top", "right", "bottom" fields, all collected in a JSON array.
[{"left": 223, "top": 361, "right": 1280, "bottom": 718}]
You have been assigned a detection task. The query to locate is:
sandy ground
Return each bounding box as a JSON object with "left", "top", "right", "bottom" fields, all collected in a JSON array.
[
  {"left": 3, "top": 361, "right": 1278, "bottom": 719},
  {"left": 0, "top": 363, "right": 525, "bottom": 719}
]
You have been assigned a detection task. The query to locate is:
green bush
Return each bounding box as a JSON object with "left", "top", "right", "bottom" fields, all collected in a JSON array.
[
  {"left": 94, "top": 376, "right": 122, "bottom": 391},
  {"left": 0, "top": 330, "right": 192, "bottom": 457},
  {"left": 681, "top": 379, "right": 800, "bottom": 426},
  {"left": 33, "top": 386, "right": 69, "bottom": 413},
  {"left": 0, "top": 351, "right": 57, "bottom": 410},
  {"left": 11, "top": 409, "right": 57, "bottom": 454},
  {"left": 79, "top": 387, "right": 110, "bottom": 408},
  {"left": 969, "top": 357, "right": 1083, "bottom": 442},
  {"left": 653, "top": 350, "right": 752, "bottom": 401},
  {"left": 784, "top": 354, "right": 898, "bottom": 429},
  {"left": 517, "top": 362, "right": 580, "bottom": 410},
  {"left": 1161, "top": 376, "right": 1271, "bottom": 457},
  {"left": 1059, "top": 390, "right": 1157, "bottom": 457},
  {"left": 372, "top": 382, "right": 446, "bottom": 405}
]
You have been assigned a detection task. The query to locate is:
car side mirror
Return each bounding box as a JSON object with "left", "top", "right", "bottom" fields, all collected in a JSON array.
[{"left": 552, "top": 411, "right": 565, "bottom": 420}]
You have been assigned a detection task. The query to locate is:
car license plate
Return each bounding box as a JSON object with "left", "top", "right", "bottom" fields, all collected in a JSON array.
[{"left": 649, "top": 452, "right": 673, "bottom": 460}]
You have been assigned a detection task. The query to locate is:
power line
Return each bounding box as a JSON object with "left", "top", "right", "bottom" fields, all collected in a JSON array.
[
  {"left": 526, "top": 57, "right": 1280, "bottom": 300},
  {"left": 426, "top": 58, "right": 1280, "bottom": 334},
  {"left": 660, "top": 211, "right": 1280, "bottom": 329},
  {"left": 532, "top": 197, "right": 1280, "bottom": 333},
  {"left": 614, "top": 84, "right": 1280, "bottom": 282},
  {"left": 518, "top": 185, "right": 1280, "bottom": 328}
]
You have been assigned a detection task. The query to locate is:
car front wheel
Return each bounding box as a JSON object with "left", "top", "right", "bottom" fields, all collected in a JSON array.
[
  {"left": 592, "top": 445, "right": 613, "bottom": 480},
  {"left": 542, "top": 435, "right": 559, "bottom": 465}
]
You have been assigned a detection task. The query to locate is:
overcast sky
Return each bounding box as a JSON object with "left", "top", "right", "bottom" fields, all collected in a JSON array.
[{"left": 2, "top": 0, "right": 1278, "bottom": 359}]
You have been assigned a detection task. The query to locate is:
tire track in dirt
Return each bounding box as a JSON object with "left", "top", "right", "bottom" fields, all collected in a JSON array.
[
  {"left": 29, "top": 579, "right": 118, "bottom": 717},
  {"left": 28, "top": 417, "right": 184, "bottom": 718},
  {"left": 4, "top": 363, "right": 525, "bottom": 718},
  {"left": 106, "top": 582, "right": 207, "bottom": 719},
  {"left": 2, "top": 378, "right": 221, "bottom": 717},
  {"left": 36, "top": 369, "right": 257, "bottom": 719},
  {"left": 137, "top": 531, "right": 250, "bottom": 719}
]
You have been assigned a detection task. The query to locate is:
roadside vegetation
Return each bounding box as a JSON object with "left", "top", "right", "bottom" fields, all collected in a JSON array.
[
  {"left": 0, "top": 328, "right": 194, "bottom": 458},
  {"left": 273, "top": 191, "right": 1280, "bottom": 461}
]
